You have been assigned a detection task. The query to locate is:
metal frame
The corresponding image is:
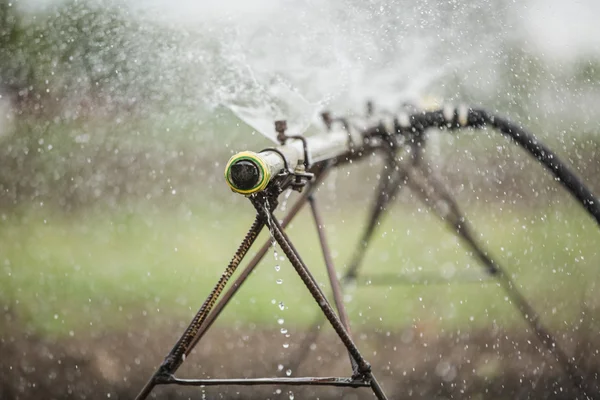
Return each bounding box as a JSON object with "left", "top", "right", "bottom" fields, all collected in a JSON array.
[
  {"left": 135, "top": 164, "right": 389, "bottom": 400},
  {"left": 286, "top": 132, "right": 589, "bottom": 397},
  {"left": 135, "top": 103, "right": 600, "bottom": 400}
]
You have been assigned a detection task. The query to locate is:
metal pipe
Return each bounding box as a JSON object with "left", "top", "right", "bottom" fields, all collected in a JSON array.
[{"left": 225, "top": 127, "right": 362, "bottom": 194}]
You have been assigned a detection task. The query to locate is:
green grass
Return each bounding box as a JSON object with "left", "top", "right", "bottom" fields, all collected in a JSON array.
[{"left": 1, "top": 195, "right": 599, "bottom": 338}]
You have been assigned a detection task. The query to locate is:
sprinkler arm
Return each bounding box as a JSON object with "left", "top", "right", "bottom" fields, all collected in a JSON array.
[
  {"left": 225, "top": 126, "right": 362, "bottom": 195},
  {"left": 223, "top": 105, "right": 600, "bottom": 229}
]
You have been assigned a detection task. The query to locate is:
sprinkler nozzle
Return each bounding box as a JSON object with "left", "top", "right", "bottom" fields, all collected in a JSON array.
[{"left": 225, "top": 152, "right": 270, "bottom": 195}]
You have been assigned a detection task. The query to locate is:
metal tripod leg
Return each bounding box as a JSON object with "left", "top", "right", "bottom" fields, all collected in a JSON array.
[
  {"left": 343, "top": 139, "right": 424, "bottom": 283},
  {"left": 252, "top": 194, "right": 389, "bottom": 400},
  {"left": 403, "top": 165, "right": 495, "bottom": 273},
  {"left": 404, "top": 164, "right": 589, "bottom": 398},
  {"left": 344, "top": 152, "right": 408, "bottom": 283},
  {"left": 286, "top": 151, "right": 407, "bottom": 373},
  {"left": 308, "top": 194, "right": 358, "bottom": 373},
  {"left": 135, "top": 214, "right": 267, "bottom": 400}
]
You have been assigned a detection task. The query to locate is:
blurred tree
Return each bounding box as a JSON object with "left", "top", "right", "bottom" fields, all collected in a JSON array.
[
  {"left": 0, "top": 0, "right": 40, "bottom": 112},
  {"left": 0, "top": 0, "right": 183, "bottom": 119}
]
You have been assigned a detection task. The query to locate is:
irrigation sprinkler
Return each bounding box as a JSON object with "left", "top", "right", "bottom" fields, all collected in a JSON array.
[{"left": 135, "top": 103, "right": 600, "bottom": 400}]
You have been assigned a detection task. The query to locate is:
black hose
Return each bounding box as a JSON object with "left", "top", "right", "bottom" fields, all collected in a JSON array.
[{"left": 401, "top": 108, "right": 600, "bottom": 226}]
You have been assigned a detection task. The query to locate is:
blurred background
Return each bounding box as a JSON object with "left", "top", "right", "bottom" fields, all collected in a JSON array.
[{"left": 1, "top": 0, "right": 600, "bottom": 398}]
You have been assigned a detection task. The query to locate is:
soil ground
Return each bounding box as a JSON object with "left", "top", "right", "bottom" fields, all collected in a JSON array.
[{"left": 2, "top": 310, "right": 599, "bottom": 400}]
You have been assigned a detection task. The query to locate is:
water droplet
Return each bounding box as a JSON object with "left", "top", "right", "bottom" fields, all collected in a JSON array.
[
  {"left": 280, "top": 328, "right": 288, "bottom": 334},
  {"left": 277, "top": 364, "right": 284, "bottom": 371},
  {"left": 276, "top": 279, "right": 283, "bottom": 284},
  {"left": 288, "top": 391, "right": 295, "bottom": 399},
  {"left": 278, "top": 318, "right": 284, "bottom": 325},
  {"left": 286, "top": 369, "right": 292, "bottom": 376},
  {"left": 278, "top": 302, "right": 285, "bottom": 310},
  {"left": 283, "top": 343, "right": 290, "bottom": 349},
  {"left": 274, "top": 265, "right": 280, "bottom": 272}
]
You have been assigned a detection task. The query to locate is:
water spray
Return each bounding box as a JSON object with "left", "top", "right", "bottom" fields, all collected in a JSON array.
[{"left": 136, "top": 102, "right": 600, "bottom": 400}]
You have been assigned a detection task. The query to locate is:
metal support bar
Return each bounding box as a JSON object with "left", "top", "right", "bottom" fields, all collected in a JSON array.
[
  {"left": 344, "top": 150, "right": 407, "bottom": 282},
  {"left": 308, "top": 194, "right": 357, "bottom": 373},
  {"left": 158, "top": 376, "right": 371, "bottom": 388},
  {"left": 405, "top": 166, "right": 498, "bottom": 274}
]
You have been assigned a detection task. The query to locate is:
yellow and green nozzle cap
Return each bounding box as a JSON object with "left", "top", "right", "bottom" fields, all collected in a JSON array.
[{"left": 224, "top": 151, "right": 271, "bottom": 195}]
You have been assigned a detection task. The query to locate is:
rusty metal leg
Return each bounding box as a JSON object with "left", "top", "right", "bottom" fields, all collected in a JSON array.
[
  {"left": 344, "top": 155, "right": 407, "bottom": 283},
  {"left": 405, "top": 165, "right": 589, "bottom": 398},
  {"left": 409, "top": 167, "right": 499, "bottom": 275},
  {"left": 252, "top": 195, "right": 388, "bottom": 400},
  {"left": 135, "top": 214, "right": 267, "bottom": 400},
  {"left": 288, "top": 152, "right": 408, "bottom": 373},
  {"left": 308, "top": 195, "right": 352, "bottom": 332},
  {"left": 308, "top": 194, "right": 357, "bottom": 372}
]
